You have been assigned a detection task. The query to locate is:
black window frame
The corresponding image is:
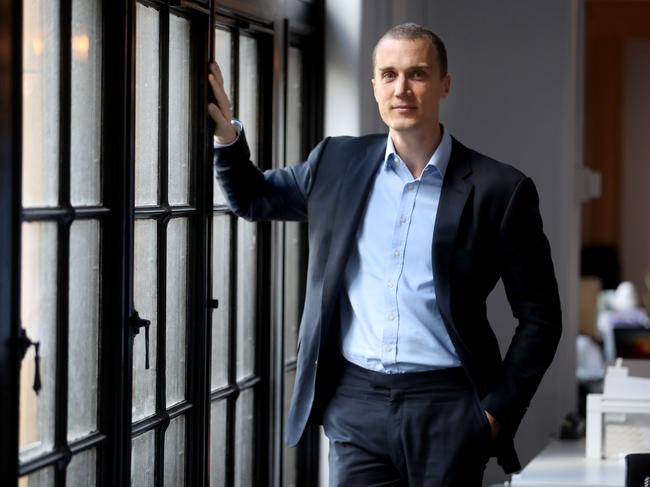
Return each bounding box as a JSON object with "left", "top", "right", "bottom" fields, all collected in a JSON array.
[{"left": 0, "top": 0, "right": 324, "bottom": 485}]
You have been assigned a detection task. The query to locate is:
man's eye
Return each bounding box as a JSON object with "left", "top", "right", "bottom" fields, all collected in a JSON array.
[
  {"left": 382, "top": 72, "right": 395, "bottom": 80},
  {"left": 412, "top": 71, "right": 425, "bottom": 80}
]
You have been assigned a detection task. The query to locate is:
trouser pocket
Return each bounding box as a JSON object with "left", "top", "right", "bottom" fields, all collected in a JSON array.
[{"left": 471, "top": 391, "right": 495, "bottom": 455}]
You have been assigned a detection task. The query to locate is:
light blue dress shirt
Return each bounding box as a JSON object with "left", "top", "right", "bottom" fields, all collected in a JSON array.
[{"left": 340, "top": 127, "right": 462, "bottom": 373}]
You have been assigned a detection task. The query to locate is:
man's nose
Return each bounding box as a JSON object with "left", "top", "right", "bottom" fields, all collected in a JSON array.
[{"left": 394, "top": 75, "right": 410, "bottom": 97}]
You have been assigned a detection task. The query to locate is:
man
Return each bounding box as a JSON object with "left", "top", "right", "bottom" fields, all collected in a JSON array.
[{"left": 209, "top": 23, "right": 561, "bottom": 486}]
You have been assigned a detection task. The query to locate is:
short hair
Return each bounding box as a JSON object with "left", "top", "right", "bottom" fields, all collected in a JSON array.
[{"left": 373, "top": 23, "right": 448, "bottom": 78}]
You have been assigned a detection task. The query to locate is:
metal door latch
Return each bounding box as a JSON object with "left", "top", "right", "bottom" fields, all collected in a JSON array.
[
  {"left": 18, "top": 328, "right": 42, "bottom": 394},
  {"left": 130, "top": 310, "right": 151, "bottom": 369}
]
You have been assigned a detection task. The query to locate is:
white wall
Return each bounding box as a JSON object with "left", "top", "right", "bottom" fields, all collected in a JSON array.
[
  {"left": 621, "top": 40, "right": 650, "bottom": 296},
  {"left": 324, "top": 1, "right": 583, "bottom": 485},
  {"left": 324, "top": 0, "right": 363, "bottom": 136}
]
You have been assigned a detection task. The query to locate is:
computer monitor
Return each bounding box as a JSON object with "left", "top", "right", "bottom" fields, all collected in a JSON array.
[{"left": 614, "top": 326, "right": 650, "bottom": 360}]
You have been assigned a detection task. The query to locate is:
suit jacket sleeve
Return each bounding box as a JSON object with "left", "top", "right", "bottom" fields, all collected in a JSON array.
[
  {"left": 482, "top": 176, "right": 562, "bottom": 434},
  {"left": 213, "top": 129, "right": 329, "bottom": 222}
]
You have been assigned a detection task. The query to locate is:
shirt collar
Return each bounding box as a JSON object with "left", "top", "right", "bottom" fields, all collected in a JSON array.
[{"left": 383, "top": 125, "right": 452, "bottom": 179}]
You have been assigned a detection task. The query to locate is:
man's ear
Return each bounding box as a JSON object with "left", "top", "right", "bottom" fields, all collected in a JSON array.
[
  {"left": 371, "top": 77, "right": 379, "bottom": 103},
  {"left": 441, "top": 74, "right": 451, "bottom": 98}
]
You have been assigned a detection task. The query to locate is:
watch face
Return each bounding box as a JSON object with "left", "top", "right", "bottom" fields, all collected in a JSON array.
[{"left": 625, "top": 453, "right": 650, "bottom": 486}]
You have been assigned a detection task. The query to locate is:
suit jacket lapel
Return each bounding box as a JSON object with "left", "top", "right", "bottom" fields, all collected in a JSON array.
[
  {"left": 433, "top": 137, "right": 474, "bottom": 332},
  {"left": 318, "top": 135, "right": 473, "bottom": 344},
  {"left": 320, "top": 136, "right": 386, "bottom": 332}
]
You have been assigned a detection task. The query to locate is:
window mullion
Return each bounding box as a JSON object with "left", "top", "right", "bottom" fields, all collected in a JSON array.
[
  {"left": 155, "top": 215, "right": 169, "bottom": 487},
  {"left": 226, "top": 212, "right": 237, "bottom": 487},
  {"left": 154, "top": 6, "right": 170, "bottom": 487},
  {"left": 0, "top": 0, "right": 21, "bottom": 478},
  {"left": 223, "top": 27, "right": 241, "bottom": 487},
  {"left": 187, "top": 10, "right": 211, "bottom": 487},
  {"left": 54, "top": 0, "right": 73, "bottom": 484},
  {"left": 96, "top": 0, "right": 133, "bottom": 485},
  {"left": 268, "top": 20, "right": 287, "bottom": 487},
  {"left": 159, "top": 6, "right": 170, "bottom": 211}
]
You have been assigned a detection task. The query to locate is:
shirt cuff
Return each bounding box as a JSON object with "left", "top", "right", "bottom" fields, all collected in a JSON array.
[{"left": 213, "top": 119, "right": 243, "bottom": 148}]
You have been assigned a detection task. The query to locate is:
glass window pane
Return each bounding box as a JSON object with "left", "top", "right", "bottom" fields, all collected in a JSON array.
[
  {"left": 214, "top": 29, "right": 232, "bottom": 101},
  {"left": 283, "top": 222, "right": 301, "bottom": 363},
  {"left": 234, "top": 389, "right": 254, "bottom": 487},
  {"left": 19, "top": 222, "right": 57, "bottom": 462},
  {"left": 286, "top": 46, "right": 302, "bottom": 164},
  {"left": 236, "top": 219, "right": 256, "bottom": 381},
  {"left": 164, "top": 416, "right": 186, "bottom": 487},
  {"left": 209, "top": 400, "right": 227, "bottom": 487},
  {"left": 237, "top": 36, "right": 258, "bottom": 165},
  {"left": 22, "top": 0, "right": 59, "bottom": 207},
  {"left": 282, "top": 370, "right": 296, "bottom": 487},
  {"left": 284, "top": 48, "right": 303, "bottom": 486},
  {"left": 211, "top": 215, "right": 230, "bottom": 390},
  {"left": 166, "top": 218, "right": 187, "bottom": 406},
  {"left": 168, "top": 14, "right": 190, "bottom": 206},
  {"left": 19, "top": 467, "right": 55, "bottom": 487},
  {"left": 135, "top": 3, "right": 160, "bottom": 206},
  {"left": 66, "top": 448, "right": 96, "bottom": 487},
  {"left": 131, "top": 430, "right": 155, "bottom": 487},
  {"left": 283, "top": 370, "right": 295, "bottom": 426},
  {"left": 133, "top": 220, "right": 158, "bottom": 421},
  {"left": 213, "top": 28, "right": 232, "bottom": 206},
  {"left": 68, "top": 220, "right": 100, "bottom": 440},
  {"left": 70, "top": 0, "right": 102, "bottom": 206},
  {"left": 284, "top": 47, "right": 304, "bottom": 364}
]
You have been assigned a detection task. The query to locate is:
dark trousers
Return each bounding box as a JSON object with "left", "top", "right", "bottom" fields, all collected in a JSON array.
[{"left": 322, "top": 360, "right": 493, "bottom": 487}]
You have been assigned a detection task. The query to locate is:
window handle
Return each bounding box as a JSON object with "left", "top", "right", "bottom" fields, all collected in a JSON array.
[
  {"left": 130, "top": 310, "right": 151, "bottom": 370},
  {"left": 17, "top": 327, "right": 42, "bottom": 394}
]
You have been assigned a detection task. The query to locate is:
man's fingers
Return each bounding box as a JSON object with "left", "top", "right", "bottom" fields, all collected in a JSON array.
[
  {"left": 208, "top": 61, "right": 235, "bottom": 141},
  {"left": 485, "top": 411, "right": 500, "bottom": 440},
  {"left": 210, "top": 61, "right": 224, "bottom": 85},
  {"left": 208, "top": 102, "right": 237, "bottom": 142},
  {"left": 208, "top": 102, "right": 229, "bottom": 127},
  {"left": 208, "top": 72, "right": 232, "bottom": 121}
]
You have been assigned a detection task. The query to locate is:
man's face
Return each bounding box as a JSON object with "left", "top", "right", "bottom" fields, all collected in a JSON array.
[{"left": 372, "top": 37, "right": 450, "bottom": 134}]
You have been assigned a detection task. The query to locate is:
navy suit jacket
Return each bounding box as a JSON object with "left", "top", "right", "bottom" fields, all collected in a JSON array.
[{"left": 214, "top": 131, "right": 562, "bottom": 474}]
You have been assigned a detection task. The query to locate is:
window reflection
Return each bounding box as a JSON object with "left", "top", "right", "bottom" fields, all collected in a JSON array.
[
  {"left": 71, "top": 0, "right": 102, "bottom": 205},
  {"left": 72, "top": 34, "right": 90, "bottom": 61},
  {"left": 237, "top": 36, "right": 259, "bottom": 164},
  {"left": 213, "top": 28, "right": 233, "bottom": 206},
  {"left": 134, "top": 3, "right": 160, "bottom": 207},
  {"left": 168, "top": 14, "right": 191, "bottom": 206},
  {"left": 19, "top": 223, "right": 58, "bottom": 462},
  {"left": 22, "top": 0, "right": 60, "bottom": 207}
]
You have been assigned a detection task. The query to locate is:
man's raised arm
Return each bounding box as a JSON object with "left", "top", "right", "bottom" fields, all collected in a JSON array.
[{"left": 208, "top": 61, "right": 327, "bottom": 222}]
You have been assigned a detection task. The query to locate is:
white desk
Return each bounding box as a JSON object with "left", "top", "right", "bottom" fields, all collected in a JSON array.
[{"left": 508, "top": 439, "right": 626, "bottom": 487}]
